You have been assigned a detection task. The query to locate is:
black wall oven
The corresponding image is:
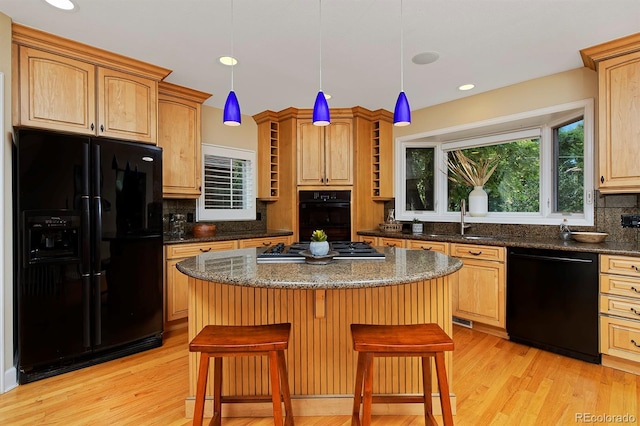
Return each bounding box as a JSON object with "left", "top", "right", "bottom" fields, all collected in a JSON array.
[{"left": 298, "top": 190, "right": 351, "bottom": 241}]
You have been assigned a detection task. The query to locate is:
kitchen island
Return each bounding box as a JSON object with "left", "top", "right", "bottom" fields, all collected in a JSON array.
[{"left": 176, "top": 247, "right": 463, "bottom": 418}]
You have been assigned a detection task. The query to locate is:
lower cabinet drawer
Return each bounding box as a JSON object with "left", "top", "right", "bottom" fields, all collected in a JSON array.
[
  {"left": 600, "top": 316, "right": 640, "bottom": 362},
  {"left": 166, "top": 240, "right": 237, "bottom": 259},
  {"left": 406, "top": 239, "right": 449, "bottom": 254},
  {"left": 600, "top": 295, "right": 640, "bottom": 321}
]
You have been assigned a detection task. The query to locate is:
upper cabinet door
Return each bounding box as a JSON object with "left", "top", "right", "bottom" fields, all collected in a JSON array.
[
  {"left": 157, "top": 82, "right": 210, "bottom": 198},
  {"left": 324, "top": 119, "right": 353, "bottom": 185},
  {"left": 297, "top": 118, "right": 353, "bottom": 186},
  {"left": 18, "top": 46, "right": 96, "bottom": 135},
  {"left": 297, "top": 119, "right": 325, "bottom": 185},
  {"left": 598, "top": 51, "right": 640, "bottom": 192},
  {"left": 97, "top": 68, "right": 157, "bottom": 144}
]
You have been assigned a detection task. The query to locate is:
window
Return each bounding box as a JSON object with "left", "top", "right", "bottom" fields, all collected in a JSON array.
[
  {"left": 197, "top": 144, "right": 256, "bottom": 221},
  {"left": 395, "top": 99, "right": 594, "bottom": 226}
]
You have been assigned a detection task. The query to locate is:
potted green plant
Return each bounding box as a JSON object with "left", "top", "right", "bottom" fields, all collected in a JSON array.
[
  {"left": 412, "top": 218, "right": 423, "bottom": 234},
  {"left": 309, "top": 229, "right": 329, "bottom": 256},
  {"left": 447, "top": 150, "right": 500, "bottom": 217}
]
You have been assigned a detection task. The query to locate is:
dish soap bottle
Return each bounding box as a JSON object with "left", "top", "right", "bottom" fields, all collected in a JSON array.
[{"left": 560, "top": 219, "right": 571, "bottom": 241}]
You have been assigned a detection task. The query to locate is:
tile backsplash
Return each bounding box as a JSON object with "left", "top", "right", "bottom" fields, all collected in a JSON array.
[
  {"left": 166, "top": 191, "right": 640, "bottom": 243},
  {"left": 385, "top": 191, "right": 640, "bottom": 243},
  {"left": 163, "top": 199, "right": 267, "bottom": 235}
]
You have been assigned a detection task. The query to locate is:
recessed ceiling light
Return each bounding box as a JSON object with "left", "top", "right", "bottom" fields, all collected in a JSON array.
[
  {"left": 219, "top": 56, "right": 238, "bottom": 66},
  {"left": 44, "top": 0, "right": 76, "bottom": 10},
  {"left": 411, "top": 51, "right": 440, "bottom": 65},
  {"left": 458, "top": 84, "right": 475, "bottom": 91}
]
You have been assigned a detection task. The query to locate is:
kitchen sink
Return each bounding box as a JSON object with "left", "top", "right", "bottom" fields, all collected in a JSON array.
[{"left": 461, "top": 235, "right": 496, "bottom": 240}]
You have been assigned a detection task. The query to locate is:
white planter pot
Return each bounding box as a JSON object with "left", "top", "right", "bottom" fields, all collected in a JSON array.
[
  {"left": 309, "top": 241, "right": 330, "bottom": 256},
  {"left": 412, "top": 223, "right": 423, "bottom": 234},
  {"left": 468, "top": 186, "right": 488, "bottom": 217}
]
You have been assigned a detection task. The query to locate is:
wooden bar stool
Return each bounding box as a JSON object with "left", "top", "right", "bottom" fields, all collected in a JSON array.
[
  {"left": 189, "top": 323, "right": 294, "bottom": 426},
  {"left": 350, "top": 323, "right": 454, "bottom": 426}
]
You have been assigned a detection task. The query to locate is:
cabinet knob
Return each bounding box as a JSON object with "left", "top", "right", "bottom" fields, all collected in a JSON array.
[
  {"left": 601, "top": 176, "right": 605, "bottom": 184},
  {"left": 100, "top": 124, "right": 104, "bottom": 132},
  {"left": 91, "top": 123, "right": 95, "bottom": 131}
]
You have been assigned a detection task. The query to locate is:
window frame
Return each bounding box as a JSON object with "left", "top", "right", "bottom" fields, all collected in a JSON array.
[
  {"left": 197, "top": 144, "right": 256, "bottom": 222},
  {"left": 394, "top": 99, "right": 594, "bottom": 227}
]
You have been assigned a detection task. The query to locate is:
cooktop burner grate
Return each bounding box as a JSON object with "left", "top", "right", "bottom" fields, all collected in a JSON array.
[{"left": 256, "top": 241, "right": 385, "bottom": 262}]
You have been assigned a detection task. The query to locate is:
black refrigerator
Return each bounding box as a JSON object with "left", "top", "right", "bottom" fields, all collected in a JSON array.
[{"left": 13, "top": 128, "right": 164, "bottom": 384}]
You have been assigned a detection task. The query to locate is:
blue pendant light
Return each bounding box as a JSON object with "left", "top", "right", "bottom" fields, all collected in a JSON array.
[
  {"left": 394, "top": 0, "right": 411, "bottom": 127},
  {"left": 223, "top": 90, "right": 241, "bottom": 126},
  {"left": 394, "top": 91, "right": 411, "bottom": 127},
  {"left": 313, "top": 0, "right": 330, "bottom": 126},
  {"left": 223, "top": 0, "right": 241, "bottom": 126},
  {"left": 313, "top": 91, "right": 330, "bottom": 126}
]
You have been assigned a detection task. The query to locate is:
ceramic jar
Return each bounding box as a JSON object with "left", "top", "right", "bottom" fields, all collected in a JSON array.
[
  {"left": 309, "top": 241, "right": 330, "bottom": 256},
  {"left": 468, "top": 186, "right": 488, "bottom": 217}
]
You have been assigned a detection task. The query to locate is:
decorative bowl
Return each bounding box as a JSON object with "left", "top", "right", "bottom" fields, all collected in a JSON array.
[
  {"left": 571, "top": 232, "right": 608, "bottom": 243},
  {"left": 379, "top": 222, "right": 403, "bottom": 233},
  {"left": 300, "top": 250, "right": 339, "bottom": 265},
  {"left": 192, "top": 223, "right": 217, "bottom": 238}
]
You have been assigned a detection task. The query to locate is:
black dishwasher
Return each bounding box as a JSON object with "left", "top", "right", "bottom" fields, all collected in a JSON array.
[{"left": 507, "top": 247, "right": 600, "bottom": 364}]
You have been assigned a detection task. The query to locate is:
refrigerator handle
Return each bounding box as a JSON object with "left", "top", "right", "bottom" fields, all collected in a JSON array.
[
  {"left": 82, "top": 273, "right": 91, "bottom": 348},
  {"left": 93, "top": 273, "right": 102, "bottom": 346},
  {"left": 92, "top": 143, "right": 103, "bottom": 346},
  {"left": 91, "top": 143, "right": 102, "bottom": 273}
]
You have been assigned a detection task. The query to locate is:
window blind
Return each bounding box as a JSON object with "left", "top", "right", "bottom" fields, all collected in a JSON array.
[{"left": 202, "top": 154, "right": 253, "bottom": 210}]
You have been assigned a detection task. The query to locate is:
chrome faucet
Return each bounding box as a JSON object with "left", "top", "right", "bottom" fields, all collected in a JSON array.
[{"left": 460, "top": 200, "right": 472, "bottom": 235}]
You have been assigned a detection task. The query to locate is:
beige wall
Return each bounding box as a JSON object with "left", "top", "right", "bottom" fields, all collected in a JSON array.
[
  {"left": 394, "top": 67, "right": 598, "bottom": 138},
  {"left": 1, "top": 11, "right": 14, "bottom": 391},
  {"left": 201, "top": 105, "right": 257, "bottom": 151}
]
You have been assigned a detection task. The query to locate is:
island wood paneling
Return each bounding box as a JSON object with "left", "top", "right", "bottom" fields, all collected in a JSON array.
[{"left": 186, "top": 275, "right": 454, "bottom": 416}]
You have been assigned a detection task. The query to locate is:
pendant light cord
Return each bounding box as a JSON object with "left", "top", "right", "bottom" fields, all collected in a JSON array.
[
  {"left": 400, "top": 0, "right": 404, "bottom": 92},
  {"left": 319, "top": 0, "right": 323, "bottom": 92},
  {"left": 230, "top": 0, "right": 235, "bottom": 91}
]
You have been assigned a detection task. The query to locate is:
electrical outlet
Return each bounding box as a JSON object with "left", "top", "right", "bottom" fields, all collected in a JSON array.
[{"left": 621, "top": 214, "right": 640, "bottom": 228}]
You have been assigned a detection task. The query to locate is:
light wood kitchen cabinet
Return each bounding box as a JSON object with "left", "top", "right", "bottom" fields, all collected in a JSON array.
[
  {"left": 165, "top": 241, "right": 237, "bottom": 323},
  {"left": 12, "top": 23, "right": 170, "bottom": 144},
  {"left": 237, "top": 235, "right": 292, "bottom": 248},
  {"left": 252, "top": 107, "right": 391, "bottom": 240},
  {"left": 371, "top": 118, "right": 394, "bottom": 199},
  {"left": 158, "top": 82, "right": 211, "bottom": 198},
  {"left": 450, "top": 243, "right": 506, "bottom": 331},
  {"left": 254, "top": 111, "right": 281, "bottom": 200},
  {"left": 358, "top": 235, "right": 378, "bottom": 245},
  {"left": 16, "top": 45, "right": 96, "bottom": 135},
  {"left": 581, "top": 33, "right": 640, "bottom": 193},
  {"left": 406, "top": 239, "right": 449, "bottom": 255},
  {"left": 96, "top": 67, "right": 158, "bottom": 143},
  {"left": 297, "top": 118, "right": 353, "bottom": 186},
  {"left": 378, "top": 237, "right": 405, "bottom": 248},
  {"left": 600, "top": 254, "right": 640, "bottom": 373}
]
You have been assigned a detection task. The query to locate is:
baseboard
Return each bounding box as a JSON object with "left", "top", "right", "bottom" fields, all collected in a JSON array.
[
  {"left": 602, "top": 354, "right": 640, "bottom": 375},
  {"left": 2, "top": 366, "right": 17, "bottom": 394},
  {"left": 185, "top": 394, "right": 457, "bottom": 418},
  {"left": 471, "top": 322, "right": 509, "bottom": 339}
]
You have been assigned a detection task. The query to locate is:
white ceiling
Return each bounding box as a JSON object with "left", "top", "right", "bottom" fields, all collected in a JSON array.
[{"left": 1, "top": 0, "right": 639, "bottom": 117}]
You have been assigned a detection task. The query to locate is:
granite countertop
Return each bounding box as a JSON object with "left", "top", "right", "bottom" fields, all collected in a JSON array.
[
  {"left": 176, "top": 247, "right": 463, "bottom": 289},
  {"left": 164, "top": 229, "right": 293, "bottom": 245},
  {"left": 358, "top": 230, "right": 640, "bottom": 257}
]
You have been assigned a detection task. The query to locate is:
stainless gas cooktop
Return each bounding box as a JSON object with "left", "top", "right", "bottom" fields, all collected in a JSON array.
[{"left": 256, "top": 241, "right": 385, "bottom": 263}]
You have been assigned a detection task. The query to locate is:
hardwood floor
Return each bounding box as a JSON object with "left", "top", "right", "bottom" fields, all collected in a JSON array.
[{"left": 0, "top": 325, "right": 638, "bottom": 425}]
